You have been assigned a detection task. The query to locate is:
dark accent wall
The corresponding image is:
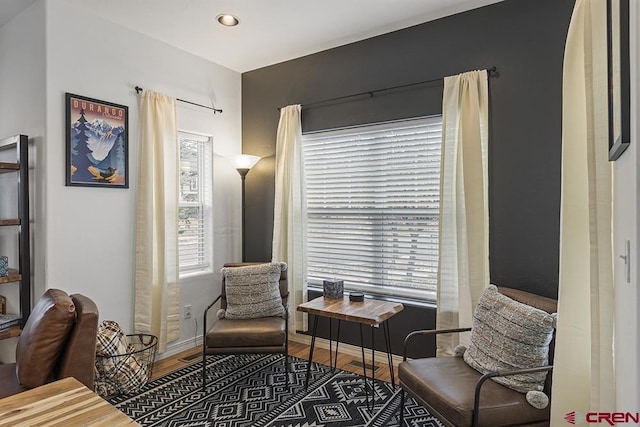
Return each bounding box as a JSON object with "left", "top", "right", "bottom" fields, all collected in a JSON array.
[{"left": 242, "top": 0, "right": 574, "bottom": 353}]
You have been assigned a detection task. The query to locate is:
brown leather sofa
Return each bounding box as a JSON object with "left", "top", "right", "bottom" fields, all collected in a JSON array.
[
  {"left": 202, "top": 262, "right": 289, "bottom": 390},
  {"left": 398, "top": 287, "right": 557, "bottom": 427},
  {"left": 0, "top": 289, "right": 99, "bottom": 399}
]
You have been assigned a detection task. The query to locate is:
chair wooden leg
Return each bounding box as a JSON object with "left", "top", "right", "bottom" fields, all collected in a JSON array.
[{"left": 399, "top": 389, "right": 405, "bottom": 426}]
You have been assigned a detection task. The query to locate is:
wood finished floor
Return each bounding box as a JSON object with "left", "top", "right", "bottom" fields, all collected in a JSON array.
[{"left": 151, "top": 340, "right": 398, "bottom": 383}]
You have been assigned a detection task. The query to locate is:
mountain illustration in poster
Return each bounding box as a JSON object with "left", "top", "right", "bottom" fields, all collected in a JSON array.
[{"left": 69, "top": 96, "right": 126, "bottom": 185}]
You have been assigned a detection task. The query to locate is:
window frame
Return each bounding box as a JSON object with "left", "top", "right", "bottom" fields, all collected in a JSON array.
[{"left": 177, "top": 131, "right": 213, "bottom": 276}]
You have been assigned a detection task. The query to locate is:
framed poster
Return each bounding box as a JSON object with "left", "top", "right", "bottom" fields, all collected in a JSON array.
[
  {"left": 607, "top": 0, "right": 630, "bottom": 161},
  {"left": 65, "top": 93, "right": 129, "bottom": 187}
]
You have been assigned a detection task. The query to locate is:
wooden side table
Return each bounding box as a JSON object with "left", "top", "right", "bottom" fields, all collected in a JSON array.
[{"left": 297, "top": 296, "right": 403, "bottom": 408}]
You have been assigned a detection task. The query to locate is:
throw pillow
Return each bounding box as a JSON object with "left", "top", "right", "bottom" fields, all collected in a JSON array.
[
  {"left": 222, "top": 262, "right": 286, "bottom": 320},
  {"left": 463, "top": 285, "right": 556, "bottom": 393}
]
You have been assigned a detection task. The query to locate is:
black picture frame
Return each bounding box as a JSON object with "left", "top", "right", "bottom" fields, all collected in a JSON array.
[
  {"left": 607, "top": 0, "right": 630, "bottom": 161},
  {"left": 65, "top": 93, "right": 129, "bottom": 188}
]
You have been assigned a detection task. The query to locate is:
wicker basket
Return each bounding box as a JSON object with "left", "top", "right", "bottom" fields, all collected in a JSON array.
[
  {"left": 95, "top": 333, "right": 158, "bottom": 396},
  {"left": 123, "top": 333, "right": 158, "bottom": 377}
]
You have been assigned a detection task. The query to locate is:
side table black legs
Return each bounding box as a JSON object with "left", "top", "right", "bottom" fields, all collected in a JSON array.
[
  {"left": 304, "top": 316, "right": 397, "bottom": 392},
  {"left": 328, "top": 318, "right": 342, "bottom": 370},
  {"left": 304, "top": 314, "right": 319, "bottom": 389},
  {"left": 383, "top": 321, "right": 395, "bottom": 386},
  {"left": 298, "top": 296, "right": 404, "bottom": 397}
]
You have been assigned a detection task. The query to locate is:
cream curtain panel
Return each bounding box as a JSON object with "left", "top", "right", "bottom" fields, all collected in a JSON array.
[
  {"left": 272, "top": 104, "right": 308, "bottom": 332},
  {"left": 135, "top": 90, "right": 180, "bottom": 353},
  {"left": 550, "top": 0, "right": 615, "bottom": 421},
  {"left": 436, "top": 70, "right": 490, "bottom": 356}
]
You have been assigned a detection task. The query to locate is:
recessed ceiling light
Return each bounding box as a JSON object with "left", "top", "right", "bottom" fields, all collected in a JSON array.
[{"left": 217, "top": 14, "right": 239, "bottom": 27}]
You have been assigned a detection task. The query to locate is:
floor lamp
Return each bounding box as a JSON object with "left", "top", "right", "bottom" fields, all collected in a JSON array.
[{"left": 230, "top": 154, "right": 261, "bottom": 262}]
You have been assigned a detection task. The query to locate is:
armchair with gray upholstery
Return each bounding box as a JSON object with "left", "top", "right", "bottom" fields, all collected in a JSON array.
[
  {"left": 202, "top": 262, "right": 289, "bottom": 390},
  {"left": 398, "top": 287, "right": 557, "bottom": 427}
]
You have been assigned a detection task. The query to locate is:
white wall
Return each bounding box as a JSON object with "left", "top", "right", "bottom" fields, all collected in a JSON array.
[
  {"left": 0, "top": 0, "right": 46, "bottom": 362},
  {"left": 613, "top": 0, "right": 640, "bottom": 411},
  {"left": 0, "top": 1, "right": 45, "bottom": 142},
  {"left": 43, "top": 0, "right": 242, "bottom": 356}
]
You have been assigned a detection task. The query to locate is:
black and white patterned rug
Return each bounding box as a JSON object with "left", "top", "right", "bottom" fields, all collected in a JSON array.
[{"left": 108, "top": 353, "right": 443, "bottom": 427}]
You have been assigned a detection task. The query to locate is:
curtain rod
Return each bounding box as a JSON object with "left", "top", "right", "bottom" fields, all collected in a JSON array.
[
  {"left": 277, "top": 66, "right": 498, "bottom": 112},
  {"left": 134, "top": 86, "right": 223, "bottom": 114}
]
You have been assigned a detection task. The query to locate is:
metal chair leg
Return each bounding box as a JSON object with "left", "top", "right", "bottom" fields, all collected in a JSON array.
[
  {"left": 202, "top": 349, "right": 207, "bottom": 391},
  {"left": 399, "top": 388, "right": 405, "bottom": 425},
  {"left": 202, "top": 312, "right": 207, "bottom": 391},
  {"left": 285, "top": 353, "right": 290, "bottom": 386}
]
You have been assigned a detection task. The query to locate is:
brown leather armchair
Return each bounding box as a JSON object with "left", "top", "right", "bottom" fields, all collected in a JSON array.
[
  {"left": 202, "top": 263, "right": 289, "bottom": 390},
  {"left": 398, "top": 287, "right": 557, "bottom": 427},
  {"left": 0, "top": 289, "right": 99, "bottom": 399}
]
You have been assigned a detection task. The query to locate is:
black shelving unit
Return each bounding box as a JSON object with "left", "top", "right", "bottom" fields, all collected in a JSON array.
[{"left": 0, "top": 134, "right": 31, "bottom": 337}]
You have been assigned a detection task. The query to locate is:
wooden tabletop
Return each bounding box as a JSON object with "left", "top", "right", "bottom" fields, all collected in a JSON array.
[
  {"left": 297, "top": 296, "right": 403, "bottom": 326},
  {"left": 0, "top": 377, "right": 139, "bottom": 427}
]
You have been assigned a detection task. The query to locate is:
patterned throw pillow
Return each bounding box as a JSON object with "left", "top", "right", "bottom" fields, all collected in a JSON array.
[
  {"left": 222, "top": 262, "right": 286, "bottom": 320},
  {"left": 463, "top": 285, "right": 556, "bottom": 393}
]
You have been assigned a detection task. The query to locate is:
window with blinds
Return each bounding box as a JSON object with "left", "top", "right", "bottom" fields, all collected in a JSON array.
[
  {"left": 178, "top": 131, "right": 212, "bottom": 273},
  {"left": 302, "top": 116, "right": 442, "bottom": 302}
]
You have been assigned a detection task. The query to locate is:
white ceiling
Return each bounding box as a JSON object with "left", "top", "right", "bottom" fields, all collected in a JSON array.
[{"left": 2, "top": 0, "right": 505, "bottom": 73}]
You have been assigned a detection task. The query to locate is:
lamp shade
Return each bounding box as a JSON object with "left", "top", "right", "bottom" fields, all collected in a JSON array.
[{"left": 229, "top": 154, "right": 261, "bottom": 171}]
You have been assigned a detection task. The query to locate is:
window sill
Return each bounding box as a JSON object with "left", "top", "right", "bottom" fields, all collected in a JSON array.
[
  {"left": 179, "top": 268, "right": 214, "bottom": 281},
  {"left": 306, "top": 286, "right": 437, "bottom": 309}
]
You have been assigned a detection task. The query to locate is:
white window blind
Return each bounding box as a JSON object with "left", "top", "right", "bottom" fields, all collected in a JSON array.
[
  {"left": 302, "top": 116, "right": 442, "bottom": 302},
  {"left": 178, "top": 132, "right": 212, "bottom": 273}
]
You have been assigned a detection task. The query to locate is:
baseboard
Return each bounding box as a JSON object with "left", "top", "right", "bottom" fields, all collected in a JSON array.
[
  {"left": 156, "top": 335, "right": 203, "bottom": 361},
  {"left": 289, "top": 331, "right": 404, "bottom": 366},
  {"left": 155, "top": 332, "right": 403, "bottom": 366}
]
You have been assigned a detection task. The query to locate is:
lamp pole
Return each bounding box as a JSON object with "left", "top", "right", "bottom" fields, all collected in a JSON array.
[
  {"left": 237, "top": 168, "right": 250, "bottom": 262},
  {"left": 230, "top": 154, "right": 260, "bottom": 263}
]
